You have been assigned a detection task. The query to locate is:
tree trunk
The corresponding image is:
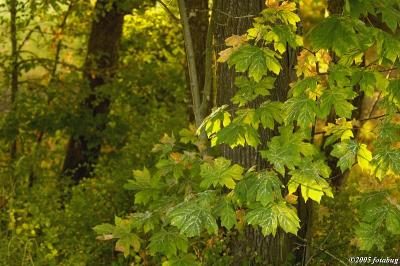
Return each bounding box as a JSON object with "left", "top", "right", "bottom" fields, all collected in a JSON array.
[
  {"left": 214, "top": 0, "right": 298, "bottom": 264},
  {"left": 61, "top": 0, "right": 124, "bottom": 183}
]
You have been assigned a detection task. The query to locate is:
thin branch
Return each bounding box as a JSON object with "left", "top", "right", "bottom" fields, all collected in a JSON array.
[
  {"left": 157, "top": 0, "right": 179, "bottom": 22},
  {"left": 178, "top": 0, "right": 202, "bottom": 128},
  {"left": 200, "top": 2, "right": 216, "bottom": 117},
  {"left": 215, "top": 9, "right": 255, "bottom": 19},
  {"left": 17, "top": 26, "right": 40, "bottom": 53}
]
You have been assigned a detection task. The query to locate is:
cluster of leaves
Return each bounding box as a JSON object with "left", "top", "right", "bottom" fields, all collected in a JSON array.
[
  {"left": 95, "top": 0, "right": 400, "bottom": 262},
  {"left": 94, "top": 131, "right": 300, "bottom": 264}
]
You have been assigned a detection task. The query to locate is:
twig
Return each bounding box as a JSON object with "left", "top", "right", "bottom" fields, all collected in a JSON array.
[
  {"left": 178, "top": 0, "right": 203, "bottom": 128},
  {"left": 215, "top": 9, "right": 255, "bottom": 19},
  {"left": 200, "top": 2, "right": 216, "bottom": 117},
  {"left": 157, "top": 0, "right": 179, "bottom": 22}
]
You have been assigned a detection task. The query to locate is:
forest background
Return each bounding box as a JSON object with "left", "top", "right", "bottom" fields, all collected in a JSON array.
[{"left": 0, "top": 0, "right": 399, "bottom": 265}]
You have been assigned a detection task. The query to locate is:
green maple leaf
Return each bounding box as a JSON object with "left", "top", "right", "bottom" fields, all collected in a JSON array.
[
  {"left": 200, "top": 157, "right": 243, "bottom": 189},
  {"left": 260, "top": 126, "right": 317, "bottom": 175},
  {"left": 386, "top": 207, "right": 400, "bottom": 235},
  {"left": 331, "top": 140, "right": 358, "bottom": 172},
  {"left": 319, "top": 86, "right": 357, "bottom": 119},
  {"left": 290, "top": 77, "right": 318, "bottom": 97},
  {"left": 248, "top": 171, "right": 283, "bottom": 206},
  {"left": 386, "top": 79, "right": 400, "bottom": 106},
  {"left": 213, "top": 123, "right": 246, "bottom": 148},
  {"left": 255, "top": 101, "right": 283, "bottom": 129},
  {"left": 266, "top": 24, "right": 302, "bottom": 53},
  {"left": 263, "top": 48, "right": 282, "bottom": 75},
  {"left": 288, "top": 159, "right": 333, "bottom": 203},
  {"left": 93, "top": 223, "right": 114, "bottom": 235},
  {"left": 234, "top": 172, "right": 258, "bottom": 205},
  {"left": 345, "top": 0, "right": 375, "bottom": 18},
  {"left": 115, "top": 234, "right": 141, "bottom": 257},
  {"left": 380, "top": 5, "right": 400, "bottom": 32},
  {"left": 113, "top": 216, "right": 141, "bottom": 257},
  {"left": 167, "top": 202, "right": 218, "bottom": 237},
  {"left": 129, "top": 212, "right": 157, "bottom": 233},
  {"left": 228, "top": 45, "right": 268, "bottom": 82},
  {"left": 214, "top": 122, "right": 260, "bottom": 148},
  {"left": 352, "top": 70, "right": 377, "bottom": 97},
  {"left": 272, "top": 202, "right": 300, "bottom": 235},
  {"left": 148, "top": 229, "right": 188, "bottom": 257},
  {"left": 246, "top": 205, "right": 278, "bottom": 236},
  {"left": 124, "top": 168, "right": 162, "bottom": 205},
  {"left": 214, "top": 199, "right": 237, "bottom": 230},
  {"left": 246, "top": 202, "right": 300, "bottom": 236},
  {"left": 232, "top": 76, "right": 276, "bottom": 106},
  {"left": 308, "top": 17, "right": 359, "bottom": 55},
  {"left": 372, "top": 144, "right": 400, "bottom": 180},
  {"left": 284, "top": 94, "right": 317, "bottom": 128},
  {"left": 376, "top": 31, "right": 400, "bottom": 63},
  {"left": 355, "top": 223, "right": 386, "bottom": 251}
]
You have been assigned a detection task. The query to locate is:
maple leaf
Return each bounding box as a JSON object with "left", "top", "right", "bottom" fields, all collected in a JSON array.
[
  {"left": 167, "top": 202, "right": 218, "bottom": 237},
  {"left": 197, "top": 105, "right": 231, "bottom": 137},
  {"left": 148, "top": 229, "right": 188, "bottom": 257},
  {"left": 214, "top": 199, "right": 237, "bottom": 230},
  {"left": 323, "top": 118, "right": 354, "bottom": 147},
  {"left": 232, "top": 76, "right": 275, "bottom": 106},
  {"left": 247, "top": 170, "right": 283, "bottom": 206},
  {"left": 287, "top": 159, "right": 333, "bottom": 203},
  {"left": 318, "top": 86, "right": 357, "bottom": 119},
  {"left": 308, "top": 17, "right": 359, "bottom": 56},
  {"left": 200, "top": 157, "right": 243, "bottom": 189},
  {"left": 331, "top": 139, "right": 372, "bottom": 173},
  {"left": 218, "top": 34, "right": 247, "bottom": 63},
  {"left": 260, "top": 126, "right": 317, "bottom": 175},
  {"left": 255, "top": 100, "right": 283, "bottom": 129},
  {"left": 228, "top": 45, "right": 268, "bottom": 82},
  {"left": 284, "top": 94, "right": 318, "bottom": 128}
]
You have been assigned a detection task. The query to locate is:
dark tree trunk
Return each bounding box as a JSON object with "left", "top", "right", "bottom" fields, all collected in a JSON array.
[
  {"left": 214, "top": 0, "right": 298, "bottom": 264},
  {"left": 61, "top": 0, "right": 124, "bottom": 183}
]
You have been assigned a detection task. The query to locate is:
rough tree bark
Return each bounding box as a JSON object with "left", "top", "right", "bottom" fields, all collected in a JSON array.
[
  {"left": 214, "top": 0, "right": 299, "bottom": 264},
  {"left": 61, "top": 0, "right": 125, "bottom": 183}
]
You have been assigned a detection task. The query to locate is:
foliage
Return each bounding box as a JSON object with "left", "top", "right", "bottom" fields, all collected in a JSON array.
[
  {"left": 0, "top": 0, "right": 399, "bottom": 265},
  {"left": 95, "top": 0, "right": 400, "bottom": 264}
]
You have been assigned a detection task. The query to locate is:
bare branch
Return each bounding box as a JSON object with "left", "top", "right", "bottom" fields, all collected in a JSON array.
[{"left": 157, "top": 0, "right": 179, "bottom": 22}]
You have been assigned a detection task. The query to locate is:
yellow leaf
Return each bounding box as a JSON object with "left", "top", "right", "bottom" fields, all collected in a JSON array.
[
  {"left": 218, "top": 47, "right": 235, "bottom": 63},
  {"left": 225, "top": 34, "right": 247, "bottom": 47},
  {"left": 278, "top": 1, "right": 296, "bottom": 12},
  {"left": 359, "top": 120, "right": 376, "bottom": 141},
  {"left": 357, "top": 144, "right": 372, "bottom": 172}
]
